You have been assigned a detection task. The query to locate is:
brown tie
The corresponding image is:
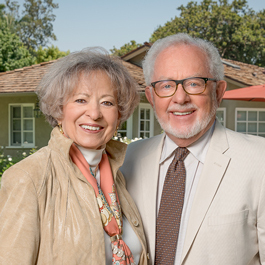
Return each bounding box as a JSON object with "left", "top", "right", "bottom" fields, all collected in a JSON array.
[{"left": 155, "top": 147, "right": 190, "bottom": 264}]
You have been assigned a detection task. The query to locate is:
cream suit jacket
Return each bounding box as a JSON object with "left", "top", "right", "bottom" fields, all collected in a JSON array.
[{"left": 121, "top": 121, "right": 265, "bottom": 265}]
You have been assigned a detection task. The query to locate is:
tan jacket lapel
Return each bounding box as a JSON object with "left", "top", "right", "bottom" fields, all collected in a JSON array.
[
  {"left": 138, "top": 133, "right": 165, "bottom": 263},
  {"left": 181, "top": 121, "right": 231, "bottom": 263}
]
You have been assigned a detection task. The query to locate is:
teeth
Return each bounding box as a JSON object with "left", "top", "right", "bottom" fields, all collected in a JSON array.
[
  {"left": 173, "top": 111, "right": 192, "bottom": 116},
  {"left": 81, "top": 125, "right": 101, "bottom": 131}
]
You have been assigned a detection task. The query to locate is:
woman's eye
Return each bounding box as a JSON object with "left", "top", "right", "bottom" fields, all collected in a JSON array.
[
  {"left": 75, "top": 99, "right": 86, "bottom": 103},
  {"left": 102, "top": 101, "right": 114, "bottom": 106}
]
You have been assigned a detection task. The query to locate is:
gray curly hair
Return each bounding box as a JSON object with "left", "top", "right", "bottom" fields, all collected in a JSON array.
[{"left": 37, "top": 47, "right": 140, "bottom": 127}]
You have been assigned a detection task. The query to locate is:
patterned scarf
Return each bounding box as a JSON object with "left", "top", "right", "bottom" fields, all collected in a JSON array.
[{"left": 69, "top": 143, "right": 135, "bottom": 265}]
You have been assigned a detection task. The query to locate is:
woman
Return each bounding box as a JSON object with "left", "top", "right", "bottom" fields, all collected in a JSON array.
[{"left": 0, "top": 48, "right": 148, "bottom": 264}]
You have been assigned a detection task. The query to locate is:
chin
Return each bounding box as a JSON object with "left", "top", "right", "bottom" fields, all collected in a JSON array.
[{"left": 160, "top": 114, "right": 215, "bottom": 140}]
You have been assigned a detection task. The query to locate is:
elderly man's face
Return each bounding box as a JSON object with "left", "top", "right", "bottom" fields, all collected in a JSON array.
[{"left": 145, "top": 44, "right": 226, "bottom": 147}]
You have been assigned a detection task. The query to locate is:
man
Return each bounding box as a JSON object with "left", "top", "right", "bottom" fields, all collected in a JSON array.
[{"left": 120, "top": 33, "right": 265, "bottom": 264}]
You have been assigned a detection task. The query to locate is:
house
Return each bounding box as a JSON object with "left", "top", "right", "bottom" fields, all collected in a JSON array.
[
  {"left": 122, "top": 44, "right": 265, "bottom": 138},
  {"left": 1, "top": 45, "right": 265, "bottom": 156},
  {"left": 0, "top": 59, "right": 147, "bottom": 156}
]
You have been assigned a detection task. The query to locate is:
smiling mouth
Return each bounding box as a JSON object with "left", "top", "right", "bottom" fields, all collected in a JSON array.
[
  {"left": 80, "top": 125, "right": 102, "bottom": 131},
  {"left": 172, "top": 110, "right": 194, "bottom": 116}
]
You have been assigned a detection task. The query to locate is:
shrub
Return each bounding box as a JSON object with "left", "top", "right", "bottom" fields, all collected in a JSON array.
[{"left": 0, "top": 147, "right": 37, "bottom": 178}]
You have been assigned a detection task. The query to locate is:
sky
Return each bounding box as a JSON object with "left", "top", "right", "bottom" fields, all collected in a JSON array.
[{"left": 7, "top": 0, "right": 265, "bottom": 53}]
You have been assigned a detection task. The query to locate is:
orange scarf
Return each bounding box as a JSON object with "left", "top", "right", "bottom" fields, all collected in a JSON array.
[{"left": 69, "top": 144, "right": 135, "bottom": 264}]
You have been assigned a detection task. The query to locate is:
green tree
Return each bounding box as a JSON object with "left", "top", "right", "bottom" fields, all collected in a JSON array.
[
  {"left": 110, "top": 40, "right": 142, "bottom": 57},
  {"left": 5, "top": 0, "right": 59, "bottom": 51},
  {"left": 35, "top": 45, "right": 69, "bottom": 63},
  {"left": 150, "top": 0, "right": 265, "bottom": 66},
  {"left": 0, "top": 19, "right": 35, "bottom": 72}
]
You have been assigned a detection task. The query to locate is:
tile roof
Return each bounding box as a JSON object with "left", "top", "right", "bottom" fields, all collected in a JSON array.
[
  {"left": 0, "top": 59, "right": 146, "bottom": 94},
  {"left": 0, "top": 54, "right": 264, "bottom": 94},
  {"left": 122, "top": 43, "right": 265, "bottom": 87},
  {"left": 222, "top": 58, "right": 265, "bottom": 86}
]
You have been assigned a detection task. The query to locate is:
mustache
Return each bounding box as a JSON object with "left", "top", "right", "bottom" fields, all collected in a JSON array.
[{"left": 167, "top": 103, "right": 198, "bottom": 112}]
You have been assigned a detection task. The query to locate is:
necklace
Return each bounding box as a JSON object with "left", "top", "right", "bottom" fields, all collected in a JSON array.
[{"left": 89, "top": 165, "right": 98, "bottom": 178}]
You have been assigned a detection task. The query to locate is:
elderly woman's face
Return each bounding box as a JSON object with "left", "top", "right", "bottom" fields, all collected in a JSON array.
[{"left": 58, "top": 71, "right": 120, "bottom": 149}]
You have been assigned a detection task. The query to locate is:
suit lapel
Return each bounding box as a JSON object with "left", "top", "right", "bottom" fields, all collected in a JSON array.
[
  {"left": 139, "top": 133, "right": 165, "bottom": 262},
  {"left": 181, "top": 122, "right": 231, "bottom": 263}
]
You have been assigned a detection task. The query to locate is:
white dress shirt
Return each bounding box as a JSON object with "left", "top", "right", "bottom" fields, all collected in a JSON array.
[
  {"left": 77, "top": 145, "right": 142, "bottom": 265},
  {"left": 157, "top": 125, "right": 214, "bottom": 264}
]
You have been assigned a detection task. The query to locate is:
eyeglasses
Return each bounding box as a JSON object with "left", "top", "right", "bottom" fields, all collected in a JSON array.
[{"left": 150, "top": 77, "right": 217, "bottom": 98}]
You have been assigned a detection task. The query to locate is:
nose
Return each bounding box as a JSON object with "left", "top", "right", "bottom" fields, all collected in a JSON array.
[
  {"left": 85, "top": 102, "right": 102, "bottom": 120},
  {"left": 171, "top": 84, "right": 190, "bottom": 105}
]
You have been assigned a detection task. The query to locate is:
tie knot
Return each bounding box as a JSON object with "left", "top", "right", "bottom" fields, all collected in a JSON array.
[{"left": 175, "top": 147, "right": 189, "bottom": 161}]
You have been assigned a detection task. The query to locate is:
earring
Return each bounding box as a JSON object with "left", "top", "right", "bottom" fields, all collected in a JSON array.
[
  {"left": 114, "top": 126, "right": 119, "bottom": 137},
  {"left": 58, "top": 123, "right": 64, "bottom": 134}
]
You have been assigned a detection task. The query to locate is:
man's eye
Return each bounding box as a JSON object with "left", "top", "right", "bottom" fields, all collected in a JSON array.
[
  {"left": 160, "top": 83, "right": 173, "bottom": 90},
  {"left": 189, "top": 82, "right": 198, "bottom": 87}
]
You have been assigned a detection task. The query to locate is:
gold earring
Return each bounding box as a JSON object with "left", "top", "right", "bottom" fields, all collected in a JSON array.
[
  {"left": 114, "top": 126, "right": 119, "bottom": 137},
  {"left": 58, "top": 123, "right": 64, "bottom": 134}
]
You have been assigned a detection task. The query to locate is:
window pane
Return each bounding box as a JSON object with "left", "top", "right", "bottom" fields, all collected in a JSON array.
[
  {"left": 237, "top": 123, "right": 246, "bottom": 132},
  {"left": 146, "top": 109, "right": 150, "bottom": 119},
  {"left": 140, "top": 132, "right": 144, "bottom": 138},
  {"left": 140, "top": 121, "right": 144, "bottom": 131},
  {"left": 259, "top": 123, "right": 265, "bottom": 133},
  {"left": 24, "top": 120, "right": 33, "bottom": 130},
  {"left": 120, "top": 121, "right": 127, "bottom": 130},
  {"left": 23, "top": 107, "right": 33, "bottom": 118},
  {"left": 248, "top": 111, "right": 257, "bottom": 121},
  {"left": 12, "top": 132, "right": 21, "bottom": 145},
  {"left": 216, "top": 111, "right": 224, "bottom": 122},
  {"left": 248, "top": 123, "right": 257, "bottom": 133},
  {"left": 145, "top": 121, "right": 150, "bottom": 131},
  {"left": 145, "top": 133, "right": 150, "bottom": 138},
  {"left": 259, "top": 112, "right": 265, "bottom": 121},
  {"left": 140, "top": 109, "right": 145, "bottom": 119},
  {"left": 23, "top": 132, "right": 33, "bottom": 144},
  {"left": 13, "top": 120, "right": 21, "bottom": 130},
  {"left": 12, "top": 106, "right": 21, "bottom": 118},
  {"left": 237, "top": 111, "right": 246, "bottom": 121}
]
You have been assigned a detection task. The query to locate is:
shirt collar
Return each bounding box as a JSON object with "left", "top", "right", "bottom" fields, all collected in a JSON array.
[{"left": 160, "top": 122, "right": 215, "bottom": 164}]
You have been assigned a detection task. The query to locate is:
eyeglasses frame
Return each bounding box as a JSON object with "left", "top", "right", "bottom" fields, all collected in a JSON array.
[{"left": 150, "top": 77, "right": 217, "bottom": 98}]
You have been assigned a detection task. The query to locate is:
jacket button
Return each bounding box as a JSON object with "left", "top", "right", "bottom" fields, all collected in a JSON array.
[{"left": 132, "top": 219, "right": 139, "bottom": 227}]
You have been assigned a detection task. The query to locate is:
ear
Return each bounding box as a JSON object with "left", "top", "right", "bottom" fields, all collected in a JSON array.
[
  {"left": 145, "top": 86, "right": 154, "bottom": 107},
  {"left": 215, "top": 80, "right": 227, "bottom": 106}
]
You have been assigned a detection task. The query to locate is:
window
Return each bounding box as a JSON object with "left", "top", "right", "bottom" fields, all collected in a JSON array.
[
  {"left": 216, "top": 108, "right": 226, "bottom": 127},
  {"left": 138, "top": 103, "right": 154, "bottom": 138},
  {"left": 236, "top": 108, "right": 265, "bottom": 137},
  {"left": 9, "top": 104, "right": 35, "bottom": 147},
  {"left": 117, "top": 116, "right": 132, "bottom": 139}
]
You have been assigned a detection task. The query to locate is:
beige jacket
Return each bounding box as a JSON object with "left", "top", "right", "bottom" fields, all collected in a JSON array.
[
  {"left": 121, "top": 120, "right": 265, "bottom": 264},
  {"left": 0, "top": 127, "right": 148, "bottom": 265}
]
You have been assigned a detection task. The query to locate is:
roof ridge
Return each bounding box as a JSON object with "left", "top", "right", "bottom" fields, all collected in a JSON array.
[{"left": 0, "top": 59, "right": 59, "bottom": 76}]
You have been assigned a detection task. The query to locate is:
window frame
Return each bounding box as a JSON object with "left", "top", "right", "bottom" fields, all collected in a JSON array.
[
  {"left": 235, "top": 108, "right": 265, "bottom": 137},
  {"left": 216, "top": 107, "right": 226, "bottom": 127},
  {"left": 8, "top": 103, "right": 35, "bottom": 148},
  {"left": 138, "top": 103, "right": 154, "bottom": 139}
]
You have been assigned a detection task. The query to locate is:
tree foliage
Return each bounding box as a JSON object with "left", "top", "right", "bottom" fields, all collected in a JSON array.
[
  {"left": 5, "top": 0, "right": 59, "bottom": 51},
  {"left": 0, "top": 0, "right": 69, "bottom": 72},
  {"left": 35, "top": 45, "right": 69, "bottom": 64},
  {"left": 150, "top": 0, "right": 265, "bottom": 66},
  {"left": 0, "top": 19, "right": 35, "bottom": 71},
  {"left": 110, "top": 40, "right": 142, "bottom": 57}
]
